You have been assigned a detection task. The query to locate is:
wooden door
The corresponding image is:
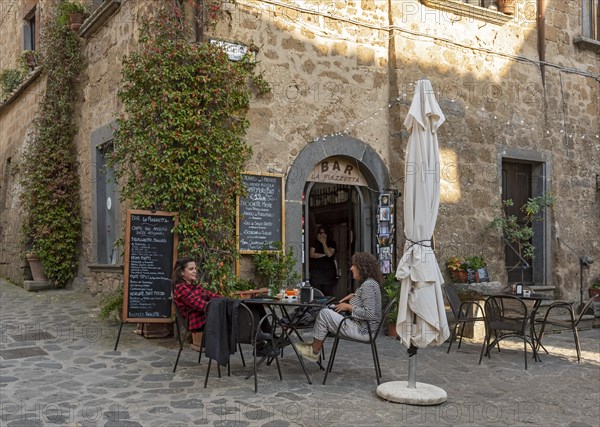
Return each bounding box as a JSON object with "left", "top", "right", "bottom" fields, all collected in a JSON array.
[{"left": 502, "top": 161, "right": 532, "bottom": 283}]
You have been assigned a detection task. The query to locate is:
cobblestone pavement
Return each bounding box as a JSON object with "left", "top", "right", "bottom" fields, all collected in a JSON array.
[{"left": 1, "top": 278, "right": 599, "bottom": 427}]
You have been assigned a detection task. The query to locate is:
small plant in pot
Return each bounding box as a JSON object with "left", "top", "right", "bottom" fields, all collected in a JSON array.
[
  {"left": 19, "top": 50, "right": 41, "bottom": 71},
  {"left": 253, "top": 242, "right": 301, "bottom": 296},
  {"left": 590, "top": 280, "right": 600, "bottom": 299},
  {"left": 381, "top": 274, "right": 400, "bottom": 337},
  {"left": 446, "top": 256, "right": 467, "bottom": 283},
  {"left": 464, "top": 255, "right": 488, "bottom": 283},
  {"left": 57, "top": 1, "right": 88, "bottom": 31}
]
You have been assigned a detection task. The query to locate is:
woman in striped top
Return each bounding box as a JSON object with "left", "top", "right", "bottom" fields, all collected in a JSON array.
[{"left": 297, "top": 252, "right": 382, "bottom": 361}]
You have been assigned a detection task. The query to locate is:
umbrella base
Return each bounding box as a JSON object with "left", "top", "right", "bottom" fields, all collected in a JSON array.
[{"left": 376, "top": 381, "right": 447, "bottom": 405}]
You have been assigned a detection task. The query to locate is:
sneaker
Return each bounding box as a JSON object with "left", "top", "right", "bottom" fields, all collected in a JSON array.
[
  {"left": 295, "top": 343, "right": 320, "bottom": 361},
  {"left": 294, "top": 341, "right": 309, "bottom": 349}
]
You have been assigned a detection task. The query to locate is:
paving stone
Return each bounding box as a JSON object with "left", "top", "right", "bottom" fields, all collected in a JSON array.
[
  {"left": 171, "top": 398, "right": 204, "bottom": 409},
  {"left": 0, "top": 347, "right": 48, "bottom": 359},
  {"left": 1, "top": 278, "right": 599, "bottom": 426}
]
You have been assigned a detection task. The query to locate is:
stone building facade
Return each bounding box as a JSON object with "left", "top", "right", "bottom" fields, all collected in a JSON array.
[{"left": 1, "top": 0, "right": 599, "bottom": 302}]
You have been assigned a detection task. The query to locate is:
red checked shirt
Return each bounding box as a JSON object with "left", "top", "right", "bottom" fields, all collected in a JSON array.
[{"left": 173, "top": 280, "right": 220, "bottom": 331}]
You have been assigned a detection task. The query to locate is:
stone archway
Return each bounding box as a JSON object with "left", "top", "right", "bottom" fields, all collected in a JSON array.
[{"left": 285, "top": 135, "right": 390, "bottom": 269}]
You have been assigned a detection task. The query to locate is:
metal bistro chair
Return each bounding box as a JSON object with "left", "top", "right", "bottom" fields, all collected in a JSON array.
[
  {"left": 535, "top": 295, "right": 598, "bottom": 363},
  {"left": 172, "top": 297, "right": 202, "bottom": 373},
  {"left": 322, "top": 297, "right": 397, "bottom": 385},
  {"left": 443, "top": 285, "right": 485, "bottom": 353},
  {"left": 478, "top": 295, "right": 535, "bottom": 369},
  {"left": 204, "top": 302, "right": 282, "bottom": 393},
  {"left": 236, "top": 302, "right": 283, "bottom": 393},
  {"left": 202, "top": 298, "right": 248, "bottom": 387}
]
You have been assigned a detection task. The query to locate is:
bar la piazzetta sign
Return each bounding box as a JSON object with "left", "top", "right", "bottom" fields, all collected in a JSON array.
[{"left": 307, "top": 157, "right": 368, "bottom": 186}]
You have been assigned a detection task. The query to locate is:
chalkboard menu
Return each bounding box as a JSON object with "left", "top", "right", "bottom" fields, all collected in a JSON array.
[
  {"left": 237, "top": 173, "right": 284, "bottom": 253},
  {"left": 122, "top": 210, "right": 178, "bottom": 322}
]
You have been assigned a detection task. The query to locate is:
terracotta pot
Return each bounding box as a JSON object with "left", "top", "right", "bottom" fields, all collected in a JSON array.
[
  {"left": 450, "top": 270, "right": 468, "bottom": 283},
  {"left": 25, "top": 253, "right": 48, "bottom": 282},
  {"left": 589, "top": 288, "right": 600, "bottom": 299},
  {"left": 69, "top": 12, "right": 84, "bottom": 31},
  {"left": 497, "top": 0, "right": 516, "bottom": 15},
  {"left": 236, "top": 290, "right": 255, "bottom": 299},
  {"left": 24, "top": 54, "right": 36, "bottom": 69},
  {"left": 387, "top": 322, "right": 398, "bottom": 337}
]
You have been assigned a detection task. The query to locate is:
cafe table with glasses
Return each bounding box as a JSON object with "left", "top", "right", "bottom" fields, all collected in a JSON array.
[{"left": 243, "top": 288, "right": 335, "bottom": 384}]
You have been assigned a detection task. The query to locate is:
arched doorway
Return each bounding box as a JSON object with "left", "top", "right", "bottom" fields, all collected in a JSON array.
[{"left": 285, "top": 135, "right": 390, "bottom": 299}]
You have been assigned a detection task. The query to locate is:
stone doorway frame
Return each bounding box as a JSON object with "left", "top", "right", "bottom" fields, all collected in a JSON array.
[
  {"left": 285, "top": 135, "right": 390, "bottom": 272},
  {"left": 496, "top": 146, "right": 552, "bottom": 286}
]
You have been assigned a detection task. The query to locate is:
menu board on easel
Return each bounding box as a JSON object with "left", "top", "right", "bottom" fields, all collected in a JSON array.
[
  {"left": 122, "top": 209, "right": 178, "bottom": 322},
  {"left": 237, "top": 173, "right": 284, "bottom": 253}
]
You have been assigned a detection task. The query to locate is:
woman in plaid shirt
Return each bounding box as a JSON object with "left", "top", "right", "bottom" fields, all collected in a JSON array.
[
  {"left": 173, "top": 257, "right": 220, "bottom": 332},
  {"left": 297, "top": 252, "right": 382, "bottom": 361}
]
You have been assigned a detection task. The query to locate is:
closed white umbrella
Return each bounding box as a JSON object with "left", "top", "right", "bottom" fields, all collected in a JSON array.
[
  {"left": 377, "top": 78, "right": 449, "bottom": 405},
  {"left": 395, "top": 78, "right": 449, "bottom": 349}
]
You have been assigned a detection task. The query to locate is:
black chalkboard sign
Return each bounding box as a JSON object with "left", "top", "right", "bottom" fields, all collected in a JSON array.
[
  {"left": 237, "top": 173, "right": 284, "bottom": 253},
  {"left": 122, "top": 210, "right": 178, "bottom": 322}
]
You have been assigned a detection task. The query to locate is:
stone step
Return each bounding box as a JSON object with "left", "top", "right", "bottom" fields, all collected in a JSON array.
[{"left": 526, "top": 285, "right": 556, "bottom": 298}]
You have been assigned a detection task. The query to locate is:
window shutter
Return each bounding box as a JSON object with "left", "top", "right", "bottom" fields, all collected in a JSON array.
[{"left": 23, "top": 20, "right": 32, "bottom": 50}]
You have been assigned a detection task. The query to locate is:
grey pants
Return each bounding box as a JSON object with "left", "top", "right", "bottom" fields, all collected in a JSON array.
[{"left": 313, "top": 308, "right": 367, "bottom": 341}]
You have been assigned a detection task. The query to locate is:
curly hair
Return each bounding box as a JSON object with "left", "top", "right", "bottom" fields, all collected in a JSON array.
[{"left": 351, "top": 252, "right": 383, "bottom": 284}]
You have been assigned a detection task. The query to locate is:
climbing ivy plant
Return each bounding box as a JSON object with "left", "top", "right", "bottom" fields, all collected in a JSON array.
[
  {"left": 19, "top": 0, "right": 83, "bottom": 287},
  {"left": 110, "top": 1, "right": 269, "bottom": 292}
]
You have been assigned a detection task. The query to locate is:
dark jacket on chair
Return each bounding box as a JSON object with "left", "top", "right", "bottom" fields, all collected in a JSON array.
[{"left": 204, "top": 298, "right": 240, "bottom": 366}]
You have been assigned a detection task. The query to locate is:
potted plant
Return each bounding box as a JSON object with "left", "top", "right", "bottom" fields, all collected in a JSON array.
[
  {"left": 381, "top": 274, "right": 400, "bottom": 337},
  {"left": 589, "top": 280, "right": 600, "bottom": 299},
  {"left": 25, "top": 252, "right": 48, "bottom": 282},
  {"left": 57, "top": 1, "right": 88, "bottom": 31},
  {"left": 19, "top": 50, "right": 40, "bottom": 71},
  {"left": 497, "top": 0, "right": 516, "bottom": 15},
  {"left": 464, "top": 255, "right": 488, "bottom": 283},
  {"left": 253, "top": 242, "right": 301, "bottom": 296},
  {"left": 19, "top": 2, "right": 83, "bottom": 288},
  {"left": 446, "top": 256, "right": 467, "bottom": 283},
  {"left": 226, "top": 276, "right": 263, "bottom": 299}
]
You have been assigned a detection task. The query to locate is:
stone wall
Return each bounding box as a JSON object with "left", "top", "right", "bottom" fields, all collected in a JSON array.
[
  {"left": 75, "top": 0, "right": 154, "bottom": 290},
  {"left": 1, "top": 0, "right": 598, "bottom": 302},
  {"left": 85, "top": 265, "right": 123, "bottom": 295},
  {"left": 0, "top": 72, "right": 45, "bottom": 283},
  {"left": 0, "top": 0, "right": 41, "bottom": 70},
  {"left": 210, "top": 0, "right": 391, "bottom": 176}
]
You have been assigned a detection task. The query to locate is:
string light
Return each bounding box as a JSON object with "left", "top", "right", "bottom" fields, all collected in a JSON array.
[{"left": 314, "top": 88, "right": 598, "bottom": 144}]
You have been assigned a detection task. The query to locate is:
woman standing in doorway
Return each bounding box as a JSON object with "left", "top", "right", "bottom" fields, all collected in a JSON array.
[{"left": 309, "top": 225, "right": 337, "bottom": 296}]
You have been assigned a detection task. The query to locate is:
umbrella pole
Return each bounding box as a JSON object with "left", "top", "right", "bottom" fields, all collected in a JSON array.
[{"left": 407, "top": 344, "right": 418, "bottom": 388}]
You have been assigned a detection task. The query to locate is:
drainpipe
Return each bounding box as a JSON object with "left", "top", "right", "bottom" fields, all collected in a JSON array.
[
  {"left": 537, "top": 0, "right": 546, "bottom": 87},
  {"left": 195, "top": 0, "right": 204, "bottom": 43}
]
